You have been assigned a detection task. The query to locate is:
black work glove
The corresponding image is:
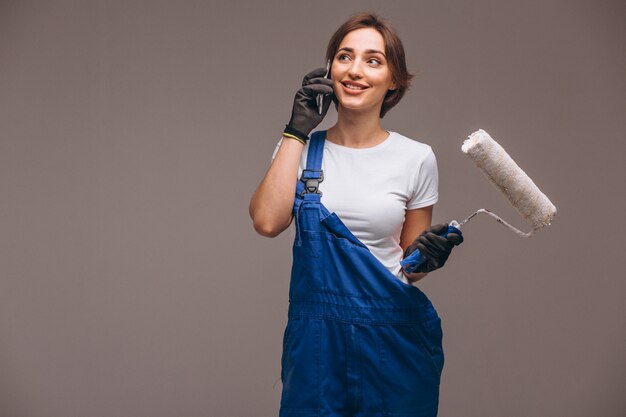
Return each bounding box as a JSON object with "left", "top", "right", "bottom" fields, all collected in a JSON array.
[
  {"left": 403, "top": 223, "right": 464, "bottom": 273},
  {"left": 283, "top": 67, "right": 334, "bottom": 143}
]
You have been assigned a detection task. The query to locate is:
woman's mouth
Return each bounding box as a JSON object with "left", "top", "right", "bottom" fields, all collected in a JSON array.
[{"left": 340, "top": 81, "right": 369, "bottom": 95}]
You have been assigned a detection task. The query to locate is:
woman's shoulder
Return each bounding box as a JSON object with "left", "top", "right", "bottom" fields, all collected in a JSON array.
[{"left": 388, "top": 131, "right": 435, "bottom": 157}]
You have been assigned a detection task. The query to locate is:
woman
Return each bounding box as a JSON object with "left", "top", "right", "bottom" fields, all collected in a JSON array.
[{"left": 249, "top": 12, "right": 463, "bottom": 417}]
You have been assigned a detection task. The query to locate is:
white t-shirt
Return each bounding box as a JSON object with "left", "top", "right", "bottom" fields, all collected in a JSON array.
[{"left": 271, "top": 130, "right": 439, "bottom": 284}]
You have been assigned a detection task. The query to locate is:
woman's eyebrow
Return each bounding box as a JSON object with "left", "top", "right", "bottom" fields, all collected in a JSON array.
[{"left": 337, "top": 47, "right": 386, "bottom": 57}]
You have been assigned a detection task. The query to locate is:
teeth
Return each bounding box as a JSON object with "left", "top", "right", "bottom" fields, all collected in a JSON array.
[{"left": 344, "top": 83, "right": 365, "bottom": 90}]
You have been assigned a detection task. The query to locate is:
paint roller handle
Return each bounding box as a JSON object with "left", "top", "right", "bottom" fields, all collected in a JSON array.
[{"left": 400, "top": 222, "right": 463, "bottom": 274}]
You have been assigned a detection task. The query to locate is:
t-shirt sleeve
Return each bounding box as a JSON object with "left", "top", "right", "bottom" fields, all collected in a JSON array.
[
  {"left": 407, "top": 147, "right": 439, "bottom": 209},
  {"left": 271, "top": 137, "right": 284, "bottom": 161}
]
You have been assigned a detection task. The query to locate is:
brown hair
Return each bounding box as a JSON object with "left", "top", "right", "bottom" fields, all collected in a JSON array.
[{"left": 325, "top": 12, "right": 414, "bottom": 118}]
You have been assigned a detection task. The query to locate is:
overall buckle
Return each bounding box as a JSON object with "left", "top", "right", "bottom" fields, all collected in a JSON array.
[{"left": 300, "top": 169, "right": 324, "bottom": 197}]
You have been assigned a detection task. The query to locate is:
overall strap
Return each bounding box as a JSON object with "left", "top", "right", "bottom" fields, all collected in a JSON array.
[
  {"left": 295, "top": 130, "right": 326, "bottom": 201},
  {"left": 305, "top": 130, "right": 325, "bottom": 171}
]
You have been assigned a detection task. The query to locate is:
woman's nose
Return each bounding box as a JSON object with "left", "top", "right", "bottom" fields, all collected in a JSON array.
[{"left": 347, "top": 59, "right": 364, "bottom": 78}]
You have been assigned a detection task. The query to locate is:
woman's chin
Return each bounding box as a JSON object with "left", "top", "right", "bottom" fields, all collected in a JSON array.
[{"left": 337, "top": 102, "right": 379, "bottom": 114}]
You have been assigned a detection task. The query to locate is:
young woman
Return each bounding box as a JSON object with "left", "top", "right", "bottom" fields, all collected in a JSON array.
[{"left": 249, "top": 12, "right": 463, "bottom": 417}]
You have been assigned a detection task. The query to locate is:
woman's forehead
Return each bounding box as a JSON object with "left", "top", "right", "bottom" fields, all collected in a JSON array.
[{"left": 338, "top": 28, "right": 385, "bottom": 52}]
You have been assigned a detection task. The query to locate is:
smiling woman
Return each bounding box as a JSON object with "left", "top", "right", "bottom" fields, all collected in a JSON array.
[
  {"left": 330, "top": 29, "right": 398, "bottom": 117},
  {"left": 325, "top": 13, "right": 413, "bottom": 119},
  {"left": 249, "top": 11, "right": 463, "bottom": 417}
]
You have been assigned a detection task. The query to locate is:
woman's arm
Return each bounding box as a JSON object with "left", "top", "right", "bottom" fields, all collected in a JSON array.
[
  {"left": 250, "top": 66, "right": 334, "bottom": 238},
  {"left": 249, "top": 137, "right": 303, "bottom": 237},
  {"left": 399, "top": 205, "right": 433, "bottom": 283}
]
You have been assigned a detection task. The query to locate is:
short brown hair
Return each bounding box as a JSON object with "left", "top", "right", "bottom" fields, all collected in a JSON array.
[{"left": 325, "top": 12, "right": 414, "bottom": 118}]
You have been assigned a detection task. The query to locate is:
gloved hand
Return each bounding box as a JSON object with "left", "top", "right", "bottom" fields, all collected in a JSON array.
[
  {"left": 403, "top": 223, "right": 464, "bottom": 273},
  {"left": 283, "top": 67, "right": 334, "bottom": 143}
]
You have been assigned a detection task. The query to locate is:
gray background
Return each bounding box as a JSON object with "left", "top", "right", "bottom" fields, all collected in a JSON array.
[{"left": 1, "top": 1, "right": 625, "bottom": 416}]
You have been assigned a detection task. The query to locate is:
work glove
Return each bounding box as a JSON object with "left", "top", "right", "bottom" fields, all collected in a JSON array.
[
  {"left": 403, "top": 223, "right": 464, "bottom": 273},
  {"left": 283, "top": 67, "right": 334, "bottom": 144}
]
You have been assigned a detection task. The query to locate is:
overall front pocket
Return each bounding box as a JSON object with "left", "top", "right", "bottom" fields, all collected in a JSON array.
[
  {"left": 409, "top": 316, "right": 444, "bottom": 376},
  {"left": 375, "top": 324, "right": 441, "bottom": 414},
  {"left": 280, "top": 318, "right": 321, "bottom": 413}
]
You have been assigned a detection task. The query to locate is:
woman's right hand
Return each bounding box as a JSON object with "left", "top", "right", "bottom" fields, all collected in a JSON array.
[
  {"left": 285, "top": 67, "right": 334, "bottom": 141},
  {"left": 403, "top": 223, "right": 464, "bottom": 273}
]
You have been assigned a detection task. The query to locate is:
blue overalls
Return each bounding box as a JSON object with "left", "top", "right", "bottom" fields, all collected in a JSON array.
[{"left": 279, "top": 130, "right": 445, "bottom": 417}]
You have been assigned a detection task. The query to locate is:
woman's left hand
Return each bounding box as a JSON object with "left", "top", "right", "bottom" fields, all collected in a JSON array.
[{"left": 403, "top": 223, "right": 464, "bottom": 273}]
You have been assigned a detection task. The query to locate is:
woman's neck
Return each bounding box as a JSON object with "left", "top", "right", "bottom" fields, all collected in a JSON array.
[{"left": 326, "top": 105, "right": 389, "bottom": 148}]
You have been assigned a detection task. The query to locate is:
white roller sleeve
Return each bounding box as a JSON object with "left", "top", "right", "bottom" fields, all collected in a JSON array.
[{"left": 461, "top": 129, "right": 557, "bottom": 230}]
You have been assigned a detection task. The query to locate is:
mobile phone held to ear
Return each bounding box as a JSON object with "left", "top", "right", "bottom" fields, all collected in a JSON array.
[{"left": 317, "top": 59, "right": 331, "bottom": 115}]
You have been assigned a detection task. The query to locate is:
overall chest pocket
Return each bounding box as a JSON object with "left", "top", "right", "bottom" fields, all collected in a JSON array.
[
  {"left": 293, "top": 204, "right": 401, "bottom": 300},
  {"left": 293, "top": 230, "right": 391, "bottom": 300}
]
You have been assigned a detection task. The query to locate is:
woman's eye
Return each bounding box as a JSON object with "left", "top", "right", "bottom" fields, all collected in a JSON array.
[{"left": 336, "top": 54, "right": 382, "bottom": 65}]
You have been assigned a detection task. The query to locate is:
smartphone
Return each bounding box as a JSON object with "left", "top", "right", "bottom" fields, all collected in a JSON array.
[{"left": 317, "top": 59, "right": 331, "bottom": 115}]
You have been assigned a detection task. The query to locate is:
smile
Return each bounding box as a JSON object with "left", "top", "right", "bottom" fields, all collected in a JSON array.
[{"left": 341, "top": 82, "right": 369, "bottom": 94}]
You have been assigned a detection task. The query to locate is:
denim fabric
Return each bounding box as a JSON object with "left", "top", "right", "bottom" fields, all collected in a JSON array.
[{"left": 280, "top": 131, "right": 444, "bottom": 417}]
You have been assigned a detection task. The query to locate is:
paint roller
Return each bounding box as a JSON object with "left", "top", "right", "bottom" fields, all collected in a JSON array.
[{"left": 401, "top": 128, "right": 557, "bottom": 273}]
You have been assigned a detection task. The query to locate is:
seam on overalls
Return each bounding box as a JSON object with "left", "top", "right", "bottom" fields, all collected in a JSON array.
[
  {"left": 295, "top": 199, "right": 304, "bottom": 246},
  {"left": 289, "top": 298, "right": 425, "bottom": 312},
  {"left": 408, "top": 325, "right": 442, "bottom": 380}
]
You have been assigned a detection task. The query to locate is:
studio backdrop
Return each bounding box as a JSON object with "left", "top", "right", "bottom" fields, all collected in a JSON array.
[{"left": 1, "top": 1, "right": 624, "bottom": 416}]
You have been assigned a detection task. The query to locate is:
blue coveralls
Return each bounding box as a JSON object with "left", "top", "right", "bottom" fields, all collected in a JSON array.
[{"left": 280, "top": 130, "right": 445, "bottom": 417}]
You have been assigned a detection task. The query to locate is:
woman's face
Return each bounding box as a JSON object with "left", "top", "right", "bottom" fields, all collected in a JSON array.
[{"left": 331, "top": 27, "right": 397, "bottom": 114}]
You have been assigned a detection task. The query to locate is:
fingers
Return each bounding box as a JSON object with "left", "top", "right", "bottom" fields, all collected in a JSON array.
[
  {"left": 447, "top": 232, "right": 464, "bottom": 246},
  {"left": 405, "top": 229, "right": 451, "bottom": 259},
  {"left": 302, "top": 67, "right": 329, "bottom": 85},
  {"left": 414, "top": 240, "right": 438, "bottom": 260},
  {"left": 423, "top": 233, "right": 454, "bottom": 252},
  {"left": 302, "top": 83, "right": 334, "bottom": 95},
  {"left": 299, "top": 69, "right": 335, "bottom": 107},
  {"left": 302, "top": 77, "right": 333, "bottom": 98},
  {"left": 419, "top": 257, "right": 446, "bottom": 273},
  {"left": 308, "top": 77, "right": 333, "bottom": 87},
  {"left": 414, "top": 232, "right": 453, "bottom": 263},
  {"left": 413, "top": 242, "right": 447, "bottom": 273},
  {"left": 404, "top": 223, "right": 464, "bottom": 273},
  {"left": 425, "top": 222, "right": 464, "bottom": 246},
  {"left": 426, "top": 223, "right": 448, "bottom": 235}
]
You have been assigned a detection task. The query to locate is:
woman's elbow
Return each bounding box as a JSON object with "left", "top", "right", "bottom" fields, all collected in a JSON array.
[
  {"left": 253, "top": 220, "right": 281, "bottom": 237},
  {"left": 249, "top": 200, "right": 276, "bottom": 237},
  {"left": 251, "top": 216, "right": 291, "bottom": 238},
  {"left": 249, "top": 198, "right": 292, "bottom": 237}
]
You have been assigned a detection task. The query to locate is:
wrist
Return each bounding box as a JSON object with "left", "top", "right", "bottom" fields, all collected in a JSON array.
[
  {"left": 282, "top": 133, "right": 306, "bottom": 145},
  {"left": 283, "top": 124, "right": 310, "bottom": 144}
]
